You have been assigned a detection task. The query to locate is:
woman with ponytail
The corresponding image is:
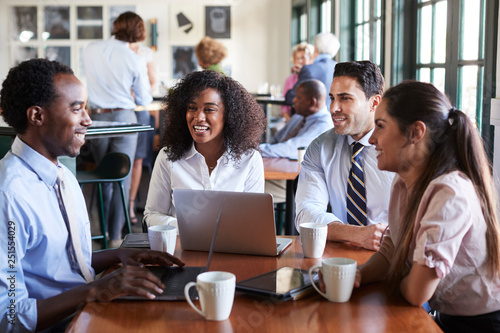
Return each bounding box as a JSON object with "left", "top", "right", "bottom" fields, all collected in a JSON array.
[{"left": 357, "top": 80, "right": 500, "bottom": 332}]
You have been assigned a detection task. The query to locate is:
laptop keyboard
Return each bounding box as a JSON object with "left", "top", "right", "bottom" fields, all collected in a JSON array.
[{"left": 161, "top": 266, "right": 203, "bottom": 297}]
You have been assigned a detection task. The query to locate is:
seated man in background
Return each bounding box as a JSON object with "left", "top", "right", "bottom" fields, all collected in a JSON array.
[
  {"left": 259, "top": 79, "right": 333, "bottom": 203},
  {"left": 0, "top": 59, "right": 183, "bottom": 332},
  {"left": 295, "top": 61, "right": 395, "bottom": 251}
]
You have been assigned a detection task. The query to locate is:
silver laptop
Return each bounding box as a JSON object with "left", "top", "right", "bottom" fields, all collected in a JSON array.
[
  {"left": 120, "top": 199, "right": 226, "bottom": 301},
  {"left": 173, "top": 189, "right": 292, "bottom": 256}
]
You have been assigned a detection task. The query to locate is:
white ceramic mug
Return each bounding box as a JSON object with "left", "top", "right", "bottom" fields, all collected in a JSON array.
[
  {"left": 184, "top": 271, "right": 236, "bottom": 321},
  {"left": 148, "top": 225, "right": 177, "bottom": 255},
  {"left": 309, "top": 257, "right": 357, "bottom": 302},
  {"left": 300, "top": 223, "right": 327, "bottom": 258}
]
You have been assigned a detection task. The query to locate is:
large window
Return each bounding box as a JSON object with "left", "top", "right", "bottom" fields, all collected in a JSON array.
[
  {"left": 337, "top": 0, "right": 385, "bottom": 72},
  {"left": 354, "top": 0, "right": 384, "bottom": 67},
  {"left": 415, "top": 0, "right": 486, "bottom": 128},
  {"left": 291, "top": 0, "right": 333, "bottom": 48},
  {"left": 291, "top": 2, "right": 308, "bottom": 46}
]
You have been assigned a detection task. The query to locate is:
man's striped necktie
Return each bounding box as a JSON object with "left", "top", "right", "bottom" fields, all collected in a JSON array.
[{"left": 346, "top": 142, "right": 367, "bottom": 226}]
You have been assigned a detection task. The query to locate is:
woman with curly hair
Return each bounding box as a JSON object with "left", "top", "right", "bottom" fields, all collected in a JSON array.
[
  {"left": 356, "top": 81, "right": 500, "bottom": 332},
  {"left": 143, "top": 70, "right": 266, "bottom": 228}
]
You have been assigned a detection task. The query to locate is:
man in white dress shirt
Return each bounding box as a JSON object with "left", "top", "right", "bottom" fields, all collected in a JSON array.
[
  {"left": 0, "top": 58, "right": 182, "bottom": 332},
  {"left": 295, "top": 61, "right": 395, "bottom": 251}
]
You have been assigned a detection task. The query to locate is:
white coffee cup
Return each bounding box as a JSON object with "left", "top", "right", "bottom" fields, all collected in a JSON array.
[
  {"left": 300, "top": 223, "right": 327, "bottom": 258},
  {"left": 148, "top": 225, "right": 177, "bottom": 255},
  {"left": 309, "top": 257, "right": 357, "bottom": 302},
  {"left": 297, "top": 146, "right": 306, "bottom": 167},
  {"left": 184, "top": 271, "right": 236, "bottom": 321}
]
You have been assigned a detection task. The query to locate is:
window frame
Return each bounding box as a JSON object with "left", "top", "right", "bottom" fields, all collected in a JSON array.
[{"left": 393, "top": 0, "right": 496, "bottom": 151}]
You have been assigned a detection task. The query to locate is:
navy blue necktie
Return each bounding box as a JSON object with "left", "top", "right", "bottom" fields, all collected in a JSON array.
[{"left": 346, "top": 142, "right": 367, "bottom": 226}]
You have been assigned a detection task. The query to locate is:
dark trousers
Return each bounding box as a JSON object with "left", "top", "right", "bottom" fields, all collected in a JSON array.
[{"left": 436, "top": 310, "right": 500, "bottom": 333}]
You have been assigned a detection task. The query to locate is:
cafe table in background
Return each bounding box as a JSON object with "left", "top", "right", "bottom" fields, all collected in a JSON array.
[
  {"left": 263, "top": 157, "right": 300, "bottom": 235},
  {"left": 255, "top": 96, "right": 288, "bottom": 143}
]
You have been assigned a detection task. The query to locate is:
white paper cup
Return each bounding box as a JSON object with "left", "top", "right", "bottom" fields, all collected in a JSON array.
[
  {"left": 309, "top": 257, "right": 357, "bottom": 302},
  {"left": 148, "top": 225, "right": 177, "bottom": 255},
  {"left": 300, "top": 223, "right": 327, "bottom": 258},
  {"left": 297, "top": 147, "right": 306, "bottom": 167},
  {"left": 184, "top": 271, "right": 236, "bottom": 321}
]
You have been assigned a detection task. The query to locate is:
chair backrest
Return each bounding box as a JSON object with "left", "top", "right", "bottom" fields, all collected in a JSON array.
[
  {"left": 95, "top": 152, "right": 131, "bottom": 180},
  {"left": 0, "top": 137, "right": 13, "bottom": 159}
]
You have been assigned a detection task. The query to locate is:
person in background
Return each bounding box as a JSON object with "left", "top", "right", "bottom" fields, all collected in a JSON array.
[
  {"left": 260, "top": 79, "right": 333, "bottom": 203},
  {"left": 0, "top": 58, "right": 183, "bottom": 333},
  {"left": 128, "top": 37, "right": 158, "bottom": 224},
  {"left": 281, "top": 42, "right": 314, "bottom": 121},
  {"left": 143, "top": 70, "right": 266, "bottom": 228},
  {"left": 285, "top": 32, "right": 340, "bottom": 107},
  {"left": 295, "top": 61, "right": 394, "bottom": 251},
  {"left": 195, "top": 36, "right": 227, "bottom": 74},
  {"left": 83, "top": 12, "right": 152, "bottom": 247},
  {"left": 357, "top": 80, "right": 500, "bottom": 332}
]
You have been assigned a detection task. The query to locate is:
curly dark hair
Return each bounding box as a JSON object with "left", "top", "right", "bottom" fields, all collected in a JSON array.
[
  {"left": 0, "top": 58, "right": 73, "bottom": 134},
  {"left": 112, "top": 11, "right": 145, "bottom": 43},
  {"left": 161, "top": 70, "right": 266, "bottom": 162}
]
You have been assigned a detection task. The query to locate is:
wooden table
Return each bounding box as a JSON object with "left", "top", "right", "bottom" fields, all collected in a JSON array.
[
  {"left": 263, "top": 157, "right": 300, "bottom": 235},
  {"left": 66, "top": 238, "right": 442, "bottom": 333}
]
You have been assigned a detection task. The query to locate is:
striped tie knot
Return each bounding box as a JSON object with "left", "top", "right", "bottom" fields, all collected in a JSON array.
[{"left": 346, "top": 142, "right": 367, "bottom": 226}]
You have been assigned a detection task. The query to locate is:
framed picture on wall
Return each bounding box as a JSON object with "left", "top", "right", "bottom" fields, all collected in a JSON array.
[
  {"left": 11, "top": 6, "right": 37, "bottom": 41},
  {"left": 109, "top": 5, "right": 136, "bottom": 32},
  {"left": 76, "top": 6, "right": 103, "bottom": 39},
  {"left": 44, "top": 6, "right": 70, "bottom": 39},
  {"left": 12, "top": 46, "right": 37, "bottom": 66},
  {"left": 169, "top": 4, "right": 203, "bottom": 44},
  {"left": 172, "top": 46, "right": 197, "bottom": 79},
  {"left": 45, "top": 46, "right": 71, "bottom": 67},
  {"left": 205, "top": 6, "right": 230, "bottom": 39}
]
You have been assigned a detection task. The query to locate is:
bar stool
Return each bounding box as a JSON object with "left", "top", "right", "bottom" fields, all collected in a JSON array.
[{"left": 77, "top": 152, "right": 132, "bottom": 249}]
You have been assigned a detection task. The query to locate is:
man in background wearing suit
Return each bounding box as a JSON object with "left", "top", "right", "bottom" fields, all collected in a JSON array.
[
  {"left": 285, "top": 32, "right": 340, "bottom": 107},
  {"left": 260, "top": 79, "right": 333, "bottom": 203}
]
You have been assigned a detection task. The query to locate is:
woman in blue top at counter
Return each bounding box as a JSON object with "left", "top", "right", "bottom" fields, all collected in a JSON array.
[{"left": 144, "top": 70, "right": 266, "bottom": 228}]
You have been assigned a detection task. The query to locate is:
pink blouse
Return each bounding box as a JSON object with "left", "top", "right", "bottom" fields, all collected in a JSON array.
[
  {"left": 281, "top": 73, "right": 298, "bottom": 117},
  {"left": 379, "top": 171, "right": 500, "bottom": 316}
]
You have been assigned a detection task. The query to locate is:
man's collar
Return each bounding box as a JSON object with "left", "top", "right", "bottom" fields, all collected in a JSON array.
[
  {"left": 305, "top": 105, "right": 329, "bottom": 120},
  {"left": 314, "top": 53, "right": 332, "bottom": 62},
  {"left": 11, "top": 136, "right": 59, "bottom": 187},
  {"left": 347, "top": 127, "right": 375, "bottom": 146}
]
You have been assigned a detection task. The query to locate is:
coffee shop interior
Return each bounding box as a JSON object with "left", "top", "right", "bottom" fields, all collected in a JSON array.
[
  {"left": 0, "top": 0, "right": 499, "bottom": 242},
  {"left": 1, "top": 1, "right": 499, "bottom": 165},
  {"left": 1, "top": 0, "right": 500, "bottom": 331},
  {"left": 0, "top": 1, "right": 499, "bottom": 234}
]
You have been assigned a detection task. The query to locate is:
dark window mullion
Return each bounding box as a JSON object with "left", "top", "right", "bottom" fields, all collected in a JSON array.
[
  {"left": 446, "top": 0, "right": 459, "bottom": 104},
  {"left": 478, "top": 0, "right": 485, "bottom": 60},
  {"left": 369, "top": 0, "right": 375, "bottom": 61}
]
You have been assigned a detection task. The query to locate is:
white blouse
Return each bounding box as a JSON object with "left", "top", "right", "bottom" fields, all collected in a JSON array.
[{"left": 144, "top": 144, "right": 265, "bottom": 227}]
